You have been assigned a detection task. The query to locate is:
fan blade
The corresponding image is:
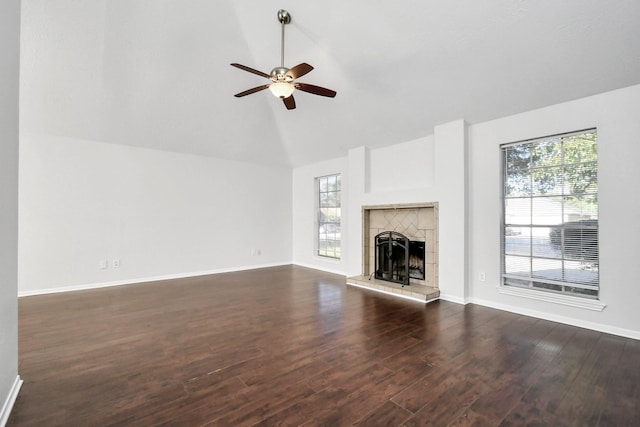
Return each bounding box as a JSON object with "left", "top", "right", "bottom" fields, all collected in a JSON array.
[
  {"left": 283, "top": 95, "right": 296, "bottom": 110},
  {"left": 285, "top": 63, "right": 314, "bottom": 80},
  {"left": 234, "top": 85, "right": 270, "bottom": 97},
  {"left": 295, "top": 82, "right": 336, "bottom": 98},
  {"left": 230, "top": 63, "right": 271, "bottom": 79}
]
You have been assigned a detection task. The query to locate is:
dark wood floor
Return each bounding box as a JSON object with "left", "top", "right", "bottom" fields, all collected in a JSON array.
[{"left": 8, "top": 265, "right": 639, "bottom": 426}]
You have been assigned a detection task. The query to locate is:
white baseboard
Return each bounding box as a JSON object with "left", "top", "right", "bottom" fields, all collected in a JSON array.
[
  {"left": 292, "top": 262, "right": 347, "bottom": 277},
  {"left": 18, "top": 262, "right": 291, "bottom": 297},
  {"left": 0, "top": 375, "right": 23, "bottom": 427},
  {"left": 427, "top": 293, "right": 639, "bottom": 340},
  {"left": 438, "top": 293, "right": 468, "bottom": 305},
  {"left": 468, "top": 296, "right": 640, "bottom": 340}
]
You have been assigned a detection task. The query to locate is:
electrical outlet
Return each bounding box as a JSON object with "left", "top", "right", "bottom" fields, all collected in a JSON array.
[
  {"left": 113, "top": 259, "right": 120, "bottom": 268},
  {"left": 99, "top": 260, "right": 108, "bottom": 269},
  {"left": 479, "top": 272, "right": 486, "bottom": 282}
]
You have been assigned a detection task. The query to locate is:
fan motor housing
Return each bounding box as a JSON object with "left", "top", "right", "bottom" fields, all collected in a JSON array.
[{"left": 270, "top": 66, "right": 292, "bottom": 82}]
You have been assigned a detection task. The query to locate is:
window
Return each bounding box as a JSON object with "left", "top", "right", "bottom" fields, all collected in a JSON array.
[
  {"left": 316, "top": 174, "right": 341, "bottom": 259},
  {"left": 501, "top": 129, "right": 598, "bottom": 298}
]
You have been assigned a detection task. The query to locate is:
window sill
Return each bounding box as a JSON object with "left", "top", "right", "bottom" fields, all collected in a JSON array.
[
  {"left": 314, "top": 255, "right": 342, "bottom": 264},
  {"left": 498, "top": 286, "right": 606, "bottom": 312}
]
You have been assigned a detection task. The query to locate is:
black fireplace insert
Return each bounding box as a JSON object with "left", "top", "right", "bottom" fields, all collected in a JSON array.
[{"left": 374, "top": 231, "right": 425, "bottom": 286}]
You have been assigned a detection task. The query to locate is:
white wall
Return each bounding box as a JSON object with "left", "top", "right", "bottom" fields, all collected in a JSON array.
[
  {"left": 292, "top": 128, "right": 469, "bottom": 303},
  {"left": 290, "top": 138, "right": 439, "bottom": 276},
  {"left": 0, "top": 0, "right": 22, "bottom": 423},
  {"left": 368, "top": 137, "right": 435, "bottom": 193},
  {"left": 19, "top": 133, "right": 292, "bottom": 294},
  {"left": 353, "top": 124, "right": 468, "bottom": 302},
  {"left": 469, "top": 84, "right": 640, "bottom": 339},
  {"left": 293, "top": 85, "right": 640, "bottom": 338}
]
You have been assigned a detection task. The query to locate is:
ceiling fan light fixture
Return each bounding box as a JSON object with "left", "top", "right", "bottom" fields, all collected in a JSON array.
[{"left": 269, "top": 81, "right": 295, "bottom": 98}]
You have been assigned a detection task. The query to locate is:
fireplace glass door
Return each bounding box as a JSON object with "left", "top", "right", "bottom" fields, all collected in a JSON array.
[{"left": 375, "top": 231, "right": 410, "bottom": 286}]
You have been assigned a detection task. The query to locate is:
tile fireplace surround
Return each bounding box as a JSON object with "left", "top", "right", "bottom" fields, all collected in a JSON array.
[{"left": 347, "top": 203, "right": 440, "bottom": 302}]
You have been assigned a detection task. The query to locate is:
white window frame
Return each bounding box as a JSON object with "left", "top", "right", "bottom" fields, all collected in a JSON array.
[
  {"left": 500, "top": 129, "right": 601, "bottom": 306},
  {"left": 315, "top": 174, "right": 341, "bottom": 259}
]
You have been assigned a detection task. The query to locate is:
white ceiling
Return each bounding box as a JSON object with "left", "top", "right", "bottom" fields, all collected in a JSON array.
[{"left": 20, "top": 0, "right": 640, "bottom": 167}]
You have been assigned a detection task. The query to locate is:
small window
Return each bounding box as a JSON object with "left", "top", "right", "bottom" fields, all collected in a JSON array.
[
  {"left": 501, "top": 129, "right": 598, "bottom": 298},
  {"left": 316, "top": 174, "right": 341, "bottom": 259}
]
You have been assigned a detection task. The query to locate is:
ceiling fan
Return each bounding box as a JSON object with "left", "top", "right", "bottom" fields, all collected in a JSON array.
[{"left": 231, "top": 9, "right": 336, "bottom": 110}]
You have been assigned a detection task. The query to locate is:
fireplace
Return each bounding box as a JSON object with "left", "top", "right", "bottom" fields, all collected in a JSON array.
[
  {"left": 346, "top": 202, "right": 440, "bottom": 302},
  {"left": 375, "top": 231, "right": 425, "bottom": 286},
  {"left": 364, "top": 203, "right": 438, "bottom": 287}
]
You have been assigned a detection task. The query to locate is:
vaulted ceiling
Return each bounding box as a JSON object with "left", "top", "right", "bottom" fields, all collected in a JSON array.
[{"left": 20, "top": 0, "right": 640, "bottom": 167}]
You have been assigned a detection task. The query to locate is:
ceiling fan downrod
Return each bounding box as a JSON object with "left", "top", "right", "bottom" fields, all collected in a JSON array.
[
  {"left": 271, "top": 10, "right": 291, "bottom": 81},
  {"left": 278, "top": 9, "right": 291, "bottom": 68}
]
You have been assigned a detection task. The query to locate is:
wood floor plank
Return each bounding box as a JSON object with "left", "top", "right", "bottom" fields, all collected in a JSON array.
[
  {"left": 401, "top": 378, "right": 489, "bottom": 427},
  {"left": 306, "top": 362, "right": 395, "bottom": 395},
  {"left": 597, "top": 338, "right": 640, "bottom": 425},
  {"left": 518, "top": 327, "right": 600, "bottom": 416},
  {"left": 391, "top": 364, "right": 453, "bottom": 413},
  {"left": 447, "top": 409, "right": 497, "bottom": 427},
  {"left": 354, "top": 400, "right": 413, "bottom": 426},
  {"left": 251, "top": 388, "right": 349, "bottom": 426},
  {"left": 201, "top": 381, "right": 316, "bottom": 426},
  {"left": 466, "top": 375, "right": 528, "bottom": 425},
  {"left": 7, "top": 265, "right": 639, "bottom": 426},
  {"left": 549, "top": 332, "right": 627, "bottom": 426},
  {"left": 499, "top": 399, "right": 566, "bottom": 427}
]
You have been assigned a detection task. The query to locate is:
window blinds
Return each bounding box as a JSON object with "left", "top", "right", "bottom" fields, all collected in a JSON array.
[{"left": 501, "top": 129, "right": 599, "bottom": 298}]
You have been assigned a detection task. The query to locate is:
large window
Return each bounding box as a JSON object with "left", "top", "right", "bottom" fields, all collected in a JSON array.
[
  {"left": 316, "top": 174, "right": 341, "bottom": 259},
  {"left": 501, "top": 129, "right": 599, "bottom": 298}
]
